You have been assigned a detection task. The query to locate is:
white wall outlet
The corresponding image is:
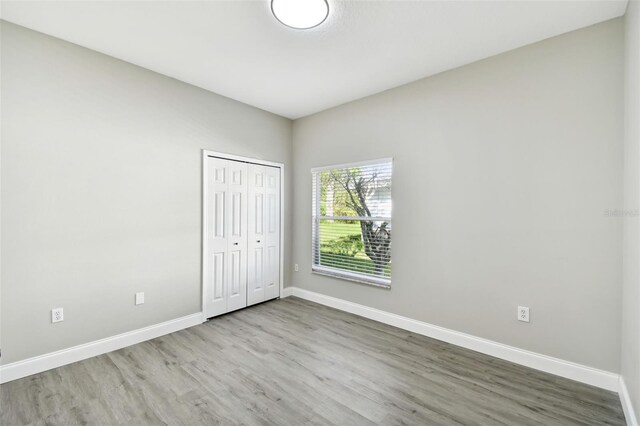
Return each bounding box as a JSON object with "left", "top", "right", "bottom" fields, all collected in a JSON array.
[
  {"left": 294, "top": 264, "right": 299, "bottom": 272},
  {"left": 518, "top": 306, "right": 530, "bottom": 323},
  {"left": 51, "top": 308, "right": 64, "bottom": 323},
  {"left": 135, "top": 292, "right": 145, "bottom": 305}
]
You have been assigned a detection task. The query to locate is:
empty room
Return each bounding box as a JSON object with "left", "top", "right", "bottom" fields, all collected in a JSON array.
[{"left": 1, "top": 0, "right": 639, "bottom": 424}]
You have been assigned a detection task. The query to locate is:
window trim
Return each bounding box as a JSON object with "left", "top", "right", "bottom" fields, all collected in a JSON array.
[{"left": 311, "top": 158, "right": 393, "bottom": 288}]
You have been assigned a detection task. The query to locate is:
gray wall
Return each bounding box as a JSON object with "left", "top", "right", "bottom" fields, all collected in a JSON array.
[
  {"left": 0, "top": 16, "right": 628, "bottom": 377},
  {"left": 622, "top": 0, "right": 640, "bottom": 416},
  {"left": 0, "top": 22, "right": 292, "bottom": 364},
  {"left": 291, "top": 19, "right": 623, "bottom": 372}
]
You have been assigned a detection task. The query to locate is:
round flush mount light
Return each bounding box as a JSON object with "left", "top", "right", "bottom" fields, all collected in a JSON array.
[{"left": 271, "top": 0, "right": 329, "bottom": 30}]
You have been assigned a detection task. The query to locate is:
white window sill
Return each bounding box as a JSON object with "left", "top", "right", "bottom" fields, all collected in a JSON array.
[{"left": 312, "top": 265, "right": 391, "bottom": 289}]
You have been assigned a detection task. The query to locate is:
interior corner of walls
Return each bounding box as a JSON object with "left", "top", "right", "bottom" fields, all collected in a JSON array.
[
  {"left": 281, "top": 287, "right": 294, "bottom": 298},
  {"left": 620, "top": 376, "right": 639, "bottom": 426}
]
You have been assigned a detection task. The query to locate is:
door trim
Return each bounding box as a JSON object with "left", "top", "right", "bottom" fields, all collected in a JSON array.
[{"left": 202, "top": 150, "right": 285, "bottom": 318}]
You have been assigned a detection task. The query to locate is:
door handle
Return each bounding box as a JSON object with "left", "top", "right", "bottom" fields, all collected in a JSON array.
[
  {"left": 257, "top": 240, "right": 261, "bottom": 243},
  {"left": 233, "top": 242, "right": 239, "bottom": 246}
]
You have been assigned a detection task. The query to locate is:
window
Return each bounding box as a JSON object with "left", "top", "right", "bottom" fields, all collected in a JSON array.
[{"left": 312, "top": 159, "right": 392, "bottom": 287}]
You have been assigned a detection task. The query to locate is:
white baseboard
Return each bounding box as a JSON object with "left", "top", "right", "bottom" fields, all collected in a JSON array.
[
  {"left": 620, "top": 377, "right": 639, "bottom": 426},
  {"left": 1, "top": 290, "right": 630, "bottom": 422},
  {"left": 281, "top": 287, "right": 294, "bottom": 298},
  {"left": 0, "top": 313, "right": 204, "bottom": 384},
  {"left": 289, "top": 287, "right": 620, "bottom": 392}
]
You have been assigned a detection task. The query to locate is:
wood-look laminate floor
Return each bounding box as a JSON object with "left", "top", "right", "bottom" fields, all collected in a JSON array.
[{"left": 1, "top": 297, "right": 626, "bottom": 426}]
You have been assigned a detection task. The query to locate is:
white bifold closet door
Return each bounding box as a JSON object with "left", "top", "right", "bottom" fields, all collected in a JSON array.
[
  {"left": 205, "top": 156, "right": 280, "bottom": 318},
  {"left": 247, "top": 164, "right": 281, "bottom": 306},
  {"left": 205, "top": 157, "right": 248, "bottom": 318}
]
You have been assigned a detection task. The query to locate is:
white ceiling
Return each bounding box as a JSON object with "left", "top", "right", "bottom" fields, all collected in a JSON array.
[{"left": 1, "top": 0, "right": 628, "bottom": 119}]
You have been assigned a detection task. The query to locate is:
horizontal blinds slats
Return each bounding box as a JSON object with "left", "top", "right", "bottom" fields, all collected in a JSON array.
[
  {"left": 310, "top": 157, "right": 393, "bottom": 172},
  {"left": 317, "top": 216, "right": 391, "bottom": 221},
  {"left": 312, "top": 160, "right": 392, "bottom": 285}
]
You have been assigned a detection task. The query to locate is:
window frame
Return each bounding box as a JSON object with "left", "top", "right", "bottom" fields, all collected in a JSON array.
[{"left": 311, "top": 158, "right": 393, "bottom": 288}]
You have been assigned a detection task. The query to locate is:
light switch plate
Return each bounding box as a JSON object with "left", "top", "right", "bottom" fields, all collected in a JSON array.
[{"left": 135, "top": 292, "right": 145, "bottom": 305}]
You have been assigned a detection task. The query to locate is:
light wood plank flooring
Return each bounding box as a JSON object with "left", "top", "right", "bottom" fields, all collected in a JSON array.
[{"left": 1, "top": 297, "right": 626, "bottom": 425}]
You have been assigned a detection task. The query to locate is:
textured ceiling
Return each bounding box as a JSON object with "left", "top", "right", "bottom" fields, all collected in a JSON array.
[{"left": 1, "top": 0, "right": 628, "bottom": 119}]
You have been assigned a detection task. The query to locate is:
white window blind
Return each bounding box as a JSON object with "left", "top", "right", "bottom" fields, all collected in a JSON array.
[{"left": 312, "top": 159, "right": 392, "bottom": 287}]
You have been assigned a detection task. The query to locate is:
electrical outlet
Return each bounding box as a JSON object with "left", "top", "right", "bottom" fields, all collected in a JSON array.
[
  {"left": 518, "top": 306, "right": 530, "bottom": 323},
  {"left": 294, "top": 264, "right": 299, "bottom": 272},
  {"left": 135, "top": 292, "right": 145, "bottom": 305},
  {"left": 51, "top": 308, "right": 64, "bottom": 323}
]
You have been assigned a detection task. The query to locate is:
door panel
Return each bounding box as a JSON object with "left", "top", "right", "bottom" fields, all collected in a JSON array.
[
  {"left": 214, "top": 192, "right": 225, "bottom": 237},
  {"left": 230, "top": 250, "right": 241, "bottom": 296},
  {"left": 264, "top": 166, "right": 280, "bottom": 301},
  {"left": 231, "top": 193, "right": 241, "bottom": 237},
  {"left": 254, "top": 248, "right": 264, "bottom": 289},
  {"left": 212, "top": 252, "right": 225, "bottom": 300},
  {"left": 247, "top": 164, "right": 266, "bottom": 306},
  {"left": 248, "top": 164, "right": 280, "bottom": 306},
  {"left": 206, "top": 158, "right": 229, "bottom": 317},
  {"left": 225, "top": 160, "right": 248, "bottom": 313},
  {"left": 255, "top": 193, "right": 264, "bottom": 236},
  {"left": 268, "top": 194, "right": 276, "bottom": 233}
]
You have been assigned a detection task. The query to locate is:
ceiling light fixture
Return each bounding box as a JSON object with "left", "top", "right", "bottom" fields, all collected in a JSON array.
[{"left": 271, "top": 0, "right": 329, "bottom": 30}]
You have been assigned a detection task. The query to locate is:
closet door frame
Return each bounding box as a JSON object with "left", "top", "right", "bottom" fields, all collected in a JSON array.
[{"left": 202, "top": 150, "right": 284, "bottom": 318}]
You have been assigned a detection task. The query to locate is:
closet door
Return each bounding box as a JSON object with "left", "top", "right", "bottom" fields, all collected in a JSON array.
[
  {"left": 205, "top": 157, "right": 248, "bottom": 318},
  {"left": 247, "top": 164, "right": 280, "bottom": 306},
  {"left": 247, "top": 164, "right": 266, "bottom": 306},
  {"left": 205, "top": 157, "right": 231, "bottom": 318},
  {"left": 264, "top": 166, "right": 280, "bottom": 301},
  {"left": 225, "top": 160, "right": 248, "bottom": 313},
  {"left": 205, "top": 156, "right": 280, "bottom": 316}
]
